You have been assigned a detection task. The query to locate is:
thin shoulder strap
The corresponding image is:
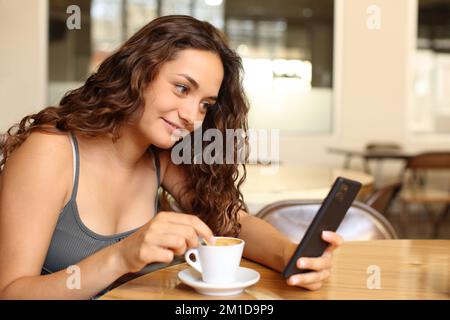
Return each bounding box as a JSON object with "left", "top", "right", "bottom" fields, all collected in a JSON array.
[
  {"left": 154, "top": 152, "right": 161, "bottom": 188},
  {"left": 69, "top": 132, "right": 80, "bottom": 202},
  {"left": 149, "top": 148, "right": 161, "bottom": 213}
]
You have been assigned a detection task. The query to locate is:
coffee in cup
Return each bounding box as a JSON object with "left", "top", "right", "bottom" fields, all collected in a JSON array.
[
  {"left": 184, "top": 236, "right": 245, "bottom": 285},
  {"left": 209, "top": 238, "right": 241, "bottom": 246}
]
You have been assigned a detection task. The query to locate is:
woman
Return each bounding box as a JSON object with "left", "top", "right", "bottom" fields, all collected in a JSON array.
[{"left": 0, "top": 15, "right": 342, "bottom": 299}]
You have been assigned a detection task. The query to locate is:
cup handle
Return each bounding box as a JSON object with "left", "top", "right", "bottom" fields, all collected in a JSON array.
[{"left": 185, "top": 248, "right": 202, "bottom": 273}]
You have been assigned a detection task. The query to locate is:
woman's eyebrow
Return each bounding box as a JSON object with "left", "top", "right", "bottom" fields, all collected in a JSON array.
[
  {"left": 176, "top": 73, "right": 218, "bottom": 100},
  {"left": 177, "top": 73, "right": 199, "bottom": 89}
]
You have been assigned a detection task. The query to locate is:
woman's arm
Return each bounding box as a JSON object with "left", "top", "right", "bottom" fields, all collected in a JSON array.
[
  {"left": 237, "top": 210, "right": 295, "bottom": 272},
  {"left": 238, "top": 210, "right": 343, "bottom": 290},
  {"left": 0, "top": 244, "right": 126, "bottom": 300}
]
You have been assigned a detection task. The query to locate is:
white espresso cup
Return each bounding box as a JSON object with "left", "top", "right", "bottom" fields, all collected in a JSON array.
[{"left": 184, "top": 237, "right": 245, "bottom": 285}]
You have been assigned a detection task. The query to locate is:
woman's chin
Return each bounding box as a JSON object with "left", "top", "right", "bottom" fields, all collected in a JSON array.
[{"left": 153, "top": 137, "right": 177, "bottom": 149}]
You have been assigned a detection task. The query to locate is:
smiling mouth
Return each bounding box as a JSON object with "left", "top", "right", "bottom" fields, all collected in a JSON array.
[{"left": 162, "top": 118, "right": 182, "bottom": 130}]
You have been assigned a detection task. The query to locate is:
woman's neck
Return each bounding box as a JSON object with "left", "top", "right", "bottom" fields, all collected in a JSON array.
[{"left": 78, "top": 125, "right": 152, "bottom": 173}]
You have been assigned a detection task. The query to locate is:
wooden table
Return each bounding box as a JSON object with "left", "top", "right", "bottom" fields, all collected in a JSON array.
[
  {"left": 241, "top": 165, "right": 374, "bottom": 213},
  {"left": 328, "top": 147, "right": 416, "bottom": 187},
  {"left": 328, "top": 146, "right": 415, "bottom": 169},
  {"left": 100, "top": 240, "right": 450, "bottom": 300},
  {"left": 328, "top": 147, "right": 415, "bottom": 161}
]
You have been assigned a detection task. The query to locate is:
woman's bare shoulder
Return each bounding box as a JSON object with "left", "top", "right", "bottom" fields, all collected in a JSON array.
[
  {"left": 1, "top": 130, "right": 74, "bottom": 207},
  {"left": 7, "top": 130, "right": 71, "bottom": 166}
]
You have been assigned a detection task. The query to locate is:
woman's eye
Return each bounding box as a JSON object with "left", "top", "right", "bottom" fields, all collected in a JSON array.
[
  {"left": 175, "top": 84, "right": 189, "bottom": 95},
  {"left": 201, "top": 102, "right": 214, "bottom": 112}
]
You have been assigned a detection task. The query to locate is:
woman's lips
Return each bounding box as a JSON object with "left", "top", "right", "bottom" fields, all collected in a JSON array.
[
  {"left": 161, "top": 118, "right": 191, "bottom": 142},
  {"left": 162, "top": 117, "right": 181, "bottom": 132},
  {"left": 161, "top": 118, "right": 188, "bottom": 141}
]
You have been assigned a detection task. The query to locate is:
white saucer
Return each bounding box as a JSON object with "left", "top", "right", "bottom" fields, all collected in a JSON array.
[{"left": 177, "top": 267, "right": 260, "bottom": 296}]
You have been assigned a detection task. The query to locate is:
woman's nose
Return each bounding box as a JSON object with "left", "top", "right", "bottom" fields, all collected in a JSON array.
[{"left": 178, "top": 102, "right": 202, "bottom": 130}]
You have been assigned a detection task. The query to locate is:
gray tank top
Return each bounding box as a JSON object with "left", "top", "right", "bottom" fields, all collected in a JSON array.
[{"left": 41, "top": 132, "right": 184, "bottom": 292}]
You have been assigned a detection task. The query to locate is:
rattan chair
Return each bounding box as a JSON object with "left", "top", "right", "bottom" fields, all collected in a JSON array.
[{"left": 255, "top": 199, "right": 398, "bottom": 243}]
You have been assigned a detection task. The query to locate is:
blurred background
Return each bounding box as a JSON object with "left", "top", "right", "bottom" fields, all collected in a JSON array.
[{"left": 0, "top": 0, "right": 449, "bottom": 240}]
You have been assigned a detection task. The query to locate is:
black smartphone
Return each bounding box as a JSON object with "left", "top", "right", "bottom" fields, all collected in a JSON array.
[{"left": 282, "top": 176, "right": 362, "bottom": 278}]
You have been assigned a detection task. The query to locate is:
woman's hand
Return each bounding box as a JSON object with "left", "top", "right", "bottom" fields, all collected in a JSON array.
[
  {"left": 284, "top": 231, "right": 343, "bottom": 291},
  {"left": 115, "top": 211, "right": 215, "bottom": 273}
]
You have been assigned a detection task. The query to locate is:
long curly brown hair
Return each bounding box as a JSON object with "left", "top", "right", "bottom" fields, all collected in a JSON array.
[{"left": 0, "top": 15, "right": 249, "bottom": 237}]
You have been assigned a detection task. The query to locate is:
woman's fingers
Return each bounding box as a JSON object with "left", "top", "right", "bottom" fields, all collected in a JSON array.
[
  {"left": 287, "top": 269, "right": 331, "bottom": 289},
  {"left": 154, "top": 222, "right": 201, "bottom": 249},
  {"left": 140, "top": 212, "right": 216, "bottom": 261},
  {"left": 283, "top": 232, "right": 340, "bottom": 291},
  {"left": 158, "top": 211, "right": 215, "bottom": 243},
  {"left": 301, "top": 282, "right": 323, "bottom": 291},
  {"left": 139, "top": 245, "right": 174, "bottom": 264},
  {"left": 122, "top": 212, "right": 214, "bottom": 272},
  {"left": 155, "top": 234, "right": 188, "bottom": 256},
  {"left": 293, "top": 232, "right": 339, "bottom": 272},
  {"left": 321, "top": 231, "right": 343, "bottom": 251},
  {"left": 296, "top": 254, "right": 332, "bottom": 272}
]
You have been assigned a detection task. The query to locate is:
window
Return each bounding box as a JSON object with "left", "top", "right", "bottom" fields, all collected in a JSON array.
[
  {"left": 48, "top": 0, "right": 158, "bottom": 104},
  {"left": 224, "top": 0, "right": 334, "bottom": 133},
  {"left": 48, "top": 0, "right": 334, "bottom": 134},
  {"left": 410, "top": 0, "right": 450, "bottom": 135}
]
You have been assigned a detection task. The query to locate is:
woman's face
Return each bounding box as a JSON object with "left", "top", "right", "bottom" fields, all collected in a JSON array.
[{"left": 138, "top": 49, "right": 224, "bottom": 149}]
